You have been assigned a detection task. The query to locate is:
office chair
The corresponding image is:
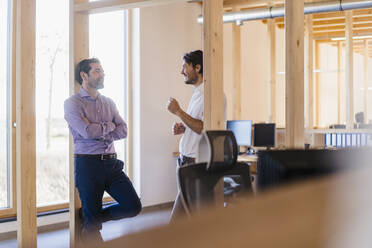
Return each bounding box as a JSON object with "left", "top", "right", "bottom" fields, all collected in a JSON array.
[{"left": 177, "top": 130, "right": 253, "bottom": 217}]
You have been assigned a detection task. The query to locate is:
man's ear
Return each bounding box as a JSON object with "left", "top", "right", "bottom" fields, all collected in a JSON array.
[
  {"left": 195, "top": 64, "right": 201, "bottom": 73},
  {"left": 80, "top": 71, "right": 87, "bottom": 82}
]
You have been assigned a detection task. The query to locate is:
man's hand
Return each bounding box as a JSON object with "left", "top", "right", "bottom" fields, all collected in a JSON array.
[
  {"left": 172, "top": 122, "right": 186, "bottom": 135},
  {"left": 81, "top": 114, "right": 90, "bottom": 124},
  {"left": 166, "top": 97, "right": 181, "bottom": 115}
]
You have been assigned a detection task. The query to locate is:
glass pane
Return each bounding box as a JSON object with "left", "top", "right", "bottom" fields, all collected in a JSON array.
[
  {"left": 35, "top": 0, "right": 69, "bottom": 206},
  {"left": 89, "top": 11, "right": 126, "bottom": 164},
  {"left": 0, "top": 0, "right": 10, "bottom": 209}
]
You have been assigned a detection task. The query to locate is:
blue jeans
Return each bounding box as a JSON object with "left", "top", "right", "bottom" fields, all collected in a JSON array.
[{"left": 75, "top": 156, "right": 142, "bottom": 231}]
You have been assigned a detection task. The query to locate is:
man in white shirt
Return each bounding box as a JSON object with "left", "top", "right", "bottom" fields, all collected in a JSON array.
[{"left": 166, "top": 50, "right": 204, "bottom": 221}]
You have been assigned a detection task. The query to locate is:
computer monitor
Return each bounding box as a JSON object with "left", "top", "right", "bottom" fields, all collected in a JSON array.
[
  {"left": 226, "top": 120, "right": 252, "bottom": 147},
  {"left": 253, "top": 123, "right": 276, "bottom": 148},
  {"left": 257, "top": 148, "right": 369, "bottom": 192}
]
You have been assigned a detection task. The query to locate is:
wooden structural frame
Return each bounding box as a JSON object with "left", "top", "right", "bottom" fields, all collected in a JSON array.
[
  {"left": 7, "top": 0, "right": 372, "bottom": 246},
  {"left": 285, "top": 0, "right": 305, "bottom": 148},
  {"left": 15, "top": 0, "right": 37, "bottom": 247}
]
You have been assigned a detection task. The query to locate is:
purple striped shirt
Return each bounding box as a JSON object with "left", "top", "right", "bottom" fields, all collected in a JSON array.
[{"left": 64, "top": 88, "right": 127, "bottom": 154}]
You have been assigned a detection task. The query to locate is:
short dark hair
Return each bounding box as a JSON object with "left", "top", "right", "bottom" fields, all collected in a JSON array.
[
  {"left": 183, "top": 50, "right": 203, "bottom": 75},
  {"left": 75, "top": 58, "right": 101, "bottom": 85}
]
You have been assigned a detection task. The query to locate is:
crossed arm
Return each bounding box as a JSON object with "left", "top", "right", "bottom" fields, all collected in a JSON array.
[{"left": 64, "top": 99, "right": 127, "bottom": 141}]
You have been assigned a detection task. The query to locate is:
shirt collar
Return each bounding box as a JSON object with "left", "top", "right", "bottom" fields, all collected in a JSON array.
[
  {"left": 193, "top": 83, "right": 204, "bottom": 94},
  {"left": 79, "top": 87, "right": 100, "bottom": 100}
]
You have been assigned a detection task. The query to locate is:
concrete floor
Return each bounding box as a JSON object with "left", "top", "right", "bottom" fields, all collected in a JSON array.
[{"left": 0, "top": 208, "right": 171, "bottom": 248}]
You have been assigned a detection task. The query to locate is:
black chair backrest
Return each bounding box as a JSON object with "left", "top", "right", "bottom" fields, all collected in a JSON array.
[
  {"left": 179, "top": 130, "right": 252, "bottom": 215},
  {"left": 197, "top": 130, "right": 238, "bottom": 172}
]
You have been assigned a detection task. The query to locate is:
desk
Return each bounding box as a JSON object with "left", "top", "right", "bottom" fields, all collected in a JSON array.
[
  {"left": 238, "top": 154, "right": 257, "bottom": 174},
  {"left": 174, "top": 152, "right": 258, "bottom": 174},
  {"left": 103, "top": 166, "right": 372, "bottom": 248}
]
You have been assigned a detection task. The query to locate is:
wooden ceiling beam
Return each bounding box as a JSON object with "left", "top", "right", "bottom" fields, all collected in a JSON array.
[
  {"left": 313, "top": 23, "right": 372, "bottom": 32},
  {"left": 313, "top": 29, "right": 372, "bottom": 39},
  {"left": 75, "top": 0, "right": 190, "bottom": 14},
  {"left": 223, "top": 0, "right": 283, "bottom": 9}
]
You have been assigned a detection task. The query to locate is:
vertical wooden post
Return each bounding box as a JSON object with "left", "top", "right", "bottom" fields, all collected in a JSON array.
[
  {"left": 203, "top": 0, "right": 224, "bottom": 206},
  {"left": 15, "top": 0, "right": 37, "bottom": 247},
  {"left": 305, "top": 15, "right": 313, "bottom": 129},
  {"left": 364, "top": 39, "right": 368, "bottom": 123},
  {"left": 232, "top": 12, "right": 241, "bottom": 120},
  {"left": 285, "top": 0, "right": 304, "bottom": 148},
  {"left": 203, "top": 0, "right": 224, "bottom": 130},
  {"left": 345, "top": 10, "right": 354, "bottom": 129},
  {"left": 337, "top": 41, "right": 342, "bottom": 124},
  {"left": 10, "top": 0, "right": 18, "bottom": 217},
  {"left": 267, "top": 18, "right": 276, "bottom": 123},
  {"left": 126, "top": 9, "right": 134, "bottom": 180},
  {"left": 315, "top": 41, "right": 320, "bottom": 128},
  {"left": 70, "top": 0, "right": 89, "bottom": 247}
]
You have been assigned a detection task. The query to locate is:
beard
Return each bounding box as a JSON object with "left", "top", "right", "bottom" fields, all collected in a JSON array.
[
  {"left": 184, "top": 72, "right": 198, "bottom": 85},
  {"left": 88, "top": 78, "right": 104, "bottom": 89}
]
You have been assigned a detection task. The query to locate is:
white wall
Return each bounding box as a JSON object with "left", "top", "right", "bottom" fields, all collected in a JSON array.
[
  {"left": 223, "top": 21, "right": 286, "bottom": 127},
  {"left": 136, "top": 3, "right": 202, "bottom": 207}
]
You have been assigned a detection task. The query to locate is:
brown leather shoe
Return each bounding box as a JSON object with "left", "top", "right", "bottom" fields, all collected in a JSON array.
[{"left": 81, "top": 228, "right": 104, "bottom": 246}]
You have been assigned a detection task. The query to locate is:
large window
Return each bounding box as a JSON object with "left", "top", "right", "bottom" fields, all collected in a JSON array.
[
  {"left": 35, "top": 0, "right": 69, "bottom": 206},
  {"left": 89, "top": 10, "right": 127, "bottom": 165},
  {"left": 0, "top": 0, "right": 10, "bottom": 209}
]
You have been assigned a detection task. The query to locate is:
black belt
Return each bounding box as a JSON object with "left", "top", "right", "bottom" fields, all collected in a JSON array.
[
  {"left": 178, "top": 155, "right": 195, "bottom": 166},
  {"left": 74, "top": 153, "right": 117, "bottom": 160}
]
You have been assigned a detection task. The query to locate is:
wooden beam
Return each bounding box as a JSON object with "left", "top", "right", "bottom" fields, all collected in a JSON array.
[
  {"left": 313, "top": 30, "right": 372, "bottom": 39},
  {"left": 223, "top": 0, "right": 282, "bottom": 9},
  {"left": 203, "top": 0, "right": 224, "bottom": 130},
  {"left": 337, "top": 41, "right": 342, "bottom": 124},
  {"left": 315, "top": 41, "right": 320, "bottom": 128},
  {"left": 75, "top": 0, "right": 189, "bottom": 14},
  {"left": 16, "top": 0, "right": 37, "bottom": 247},
  {"left": 305, "top": 15, "right": 314, "bottom": 129},
  {"left": 345, "top": 10, "right": 354, "bottom": 129},
  {"left": 313, "top": 23, "right": 372, "bottom": 33},
  {"left": 267, "top": 18, "right": 276, "bottom": 123},
  {"left": 232, "top": 12, "right": 242, "bottom": 120},
  {"left": 126, "top": 9, "right": 134, "bottom": 180},
  {"left": 285, "top": 0, "right": 304, "bottom": 148},
  {"left": 364, "top": 39, "right": 369, "bottom": 123},
  {"left": 69, "top": 0, "right": 89, "bottom": 247},
  {"left": 313, "top": 16, "right": 372, "bottom": 27},
  {"left": 10, "top": 0, "right": 17, "bottom": 217}
]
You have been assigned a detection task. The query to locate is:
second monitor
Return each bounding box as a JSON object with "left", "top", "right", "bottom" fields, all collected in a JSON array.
[{"left": 226, "top": 120, "right": 252, "bottom": 147}]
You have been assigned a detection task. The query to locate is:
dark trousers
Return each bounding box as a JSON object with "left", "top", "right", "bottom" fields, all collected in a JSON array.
[{"left": 75, "top": 156, "right": 142, "bottom": 231}]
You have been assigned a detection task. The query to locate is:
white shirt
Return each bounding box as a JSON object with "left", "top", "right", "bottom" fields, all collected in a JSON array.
[{"left": 179, "top": 83, "right": 204, "bottom": 158}]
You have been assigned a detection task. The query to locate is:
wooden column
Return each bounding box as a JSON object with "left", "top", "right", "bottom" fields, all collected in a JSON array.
[
  {"left": 15, "top": 0, "right": 37, "bottom": 247},
  {"left": 315, "top": 41, "right": 320, "bottom": 127},
  {"left": 126, "top": 9, "right": 134, "bottom": 180},
  {"left": 267, "top": 18, "right": 276, "bottom": 123},
  {"left": 345, "top": 10, "right": 354, "bottom": 129},
  {"left": 285, "top": 0, "right": 304, "bottom": 148},
  {"left": 203, "top": 0, "right": 224, "bottom": 130},
  {"left": 305, "top": 15, "right": 313, "bottom": 129},
  {"left": 232, "top": 13, "right": 242, "bottom": 120},
  {"left": 70, "top": 0, "right": 89, "bottom": 247},
  {"left": 364, "top": 39, "right": 368, "bottom": 123},
  {"left": 337, "top": 41, "right": 342, "bottom": 124}
]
